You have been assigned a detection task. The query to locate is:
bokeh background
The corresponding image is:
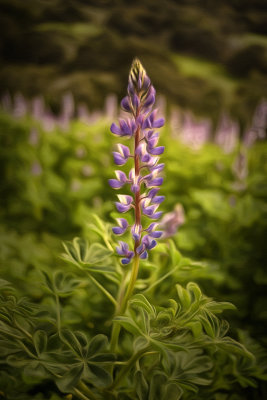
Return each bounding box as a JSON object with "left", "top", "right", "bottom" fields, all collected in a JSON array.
[{"left": 0, "top": 0, "right": 267, "bottom": 398}]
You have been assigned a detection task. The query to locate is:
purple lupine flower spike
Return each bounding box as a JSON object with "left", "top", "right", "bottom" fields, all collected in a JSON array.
[{"left": 110, "top": 58, "right": 165, "bottom": 263}]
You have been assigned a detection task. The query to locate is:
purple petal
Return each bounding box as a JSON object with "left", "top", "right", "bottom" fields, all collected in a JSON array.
[
  {"left": 147, "top": 136, "right": 159, "bottom": 148},
  {"left": 149, "top": 146, "right": 165, "bottom": 155},
  {"left": 143, "top": 93, "right": 155, "bottom": 109},
  {"left": 118, "top": 144, "right": 130, "bottom": 158},
  {"left": 146, "top": 130, "right": 155, "bottom": 140},
  {"left": 115, "top": 170, "right": 127, "bottom": 183},
  {"left": 143, "top": 204, "right": 157, "bottom": 216},
  {"left": 115, "top": 202, "right": 131, "bottom": 213},
  {"left": 112, "top": 218, "right": 128, "bottom": 235},
  {"left": 150, "top": 211, "right": 163, "bottom": 220},
  {"left": 141, "top": 153, "right": 150, "bottom": 163},
  {"left": 132, "top": 94, "right": 140, "bottom": 109},
  {"left": 148, "top": 188, "right": 160, "bottom": 199},
  {"left": 150, "top": 163, "right": 165, "bottom": 173},
  {"left": 146, "top": 177, "right": 164, "bottom": 187},
  {"left": 153, "top": 118, "right": 165, "bottom": 128},
  {"left": 120, "top": 120, "right": 131, "bottom": 135},
  {"left": 137, "top": 77, "right": 142, "bottom": 90},
  {"left": 135, "top": 143, "right": 145, "bottom": 156},
  {"left": 122, "top": 258, "right": 131, "bottom": 265},
  {"left": 136, "top": 243, "right": 145, "bottom": 255},
  {"left": 143, "top": 235, "right": 157, "bottom": 250},
  {"left": 140, "top": 251, "right": 148, "bottom": 259},
  {"left": 121, "top": 251, "right": 134, "bottom": 264},
  {"left": 143, "top": 76, "right": 151, "bottom": 90},
  {"left": 118, "top": 218, "right": 129, "bottom": 229},
  {"left": 113, "top": 152, "right": 127, "bottom": 165},
  {"left": 116, "top": 241, "right": 129, "bottom": 255},
  {"left": 112, "top": 226, "right": 125, "bottom": 235},
  {"left": 131, "top": 184, "right": 140, "bottom": 194},
  {"left": 110, "top": 123, "right": 121, "bottom": 136},
  {"left": 145, "top": 222, "right": 158, "bottom": 232},
  {"left": 150, "top": 231, "right": 163, "bottom": 238},
  {"left": 108, "top": 179, "right": 124, "bottom": 189},
  {"left": 153, "top": 195, "right": 165, "bottom": 204},
  {"left": 117, "top": 194, "right": 133, "bottom": 205},
  {"left": 131, "top": 224, "right": 141, "bottom": 242},
  {"left": 147, "top": 239, "right": 157, "bottom": 249},
  {"left": 121, "top": 96, "right": 131, "bottom": 112},
  {"left": 128, "top": 82, "right": 134, "bottom": 95}
]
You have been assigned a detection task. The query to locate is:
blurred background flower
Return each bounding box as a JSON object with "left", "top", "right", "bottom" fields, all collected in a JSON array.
[{"left": 0, "top": 0, "right": 266, "bottom": 125}]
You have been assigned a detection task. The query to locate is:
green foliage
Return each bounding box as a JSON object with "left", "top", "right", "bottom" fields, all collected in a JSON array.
[
  {"left": 0, "top": 111, "right": 266, "bottom": 399},
  {"left": 0, "top": 235, "right": 266, "bottom": 399}
]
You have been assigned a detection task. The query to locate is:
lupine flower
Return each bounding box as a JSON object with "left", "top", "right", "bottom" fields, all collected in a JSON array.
[
  {"left": 109, "top": 58, "right": 165, "bottom": 262},
  {"left": 160, "top": 204, "right": 185, "bottom": 239}
]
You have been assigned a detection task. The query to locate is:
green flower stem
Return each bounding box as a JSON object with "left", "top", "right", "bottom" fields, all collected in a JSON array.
[
  {"left": 120, "top": 255, "right": 140, "bottom": 314},
  {"left": 87, "top": 273, "right": 117, "bottom": 307},
  {"left": 144, "top": 264, "right": 179, "bottom": 294},
  {"left": 110, "top": 255, "right": 140, "bottom": 352}
]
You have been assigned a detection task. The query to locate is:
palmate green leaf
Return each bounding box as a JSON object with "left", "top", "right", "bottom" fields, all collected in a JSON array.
[
  {"left": 162, "top": 349, "right": 212, "bottom": 392},
  {"left": 23, "top": 361, "right": 50, "bottom": 383},
  {"left": 84, "top": 363, "right": 112, "bottom": 388},
  {"left": 60, "top": 329, "right": 87, "bottom": 355},
  {"left": 87, "top": 334, "right": 108, "bottom": 357},
  {"left": 55, "top": 364, "right": 84, "bottom": 393},
  {"left": 86, "top": 243, "right": 113, "bottom": 265},
  {"left": 148, "top": 371, "right": 183, "bottom": 400},
  {"left": 40, "top": 270, "right": 80, "bottom": 297},
  {"left": 62, "top": 237, "right": 113, "bottom": 267},
  {"left": 53, "top": 271, "right": 81, "bottom": 297}
]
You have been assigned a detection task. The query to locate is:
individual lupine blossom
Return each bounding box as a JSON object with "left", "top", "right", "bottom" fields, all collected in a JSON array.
[{"left": 109, "top": 58, "right": 165, "bottom": 264}]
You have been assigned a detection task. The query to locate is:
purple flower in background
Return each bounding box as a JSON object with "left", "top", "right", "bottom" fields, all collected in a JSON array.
[
  {"left": 109, "top": 59, "right": 165, "bottom": 263},
  {"left": 31, "top": 161, "right": 42, "bottom": 176},
  {"left": 159, "top": 204, "right": 185, "bottom": 239}
]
